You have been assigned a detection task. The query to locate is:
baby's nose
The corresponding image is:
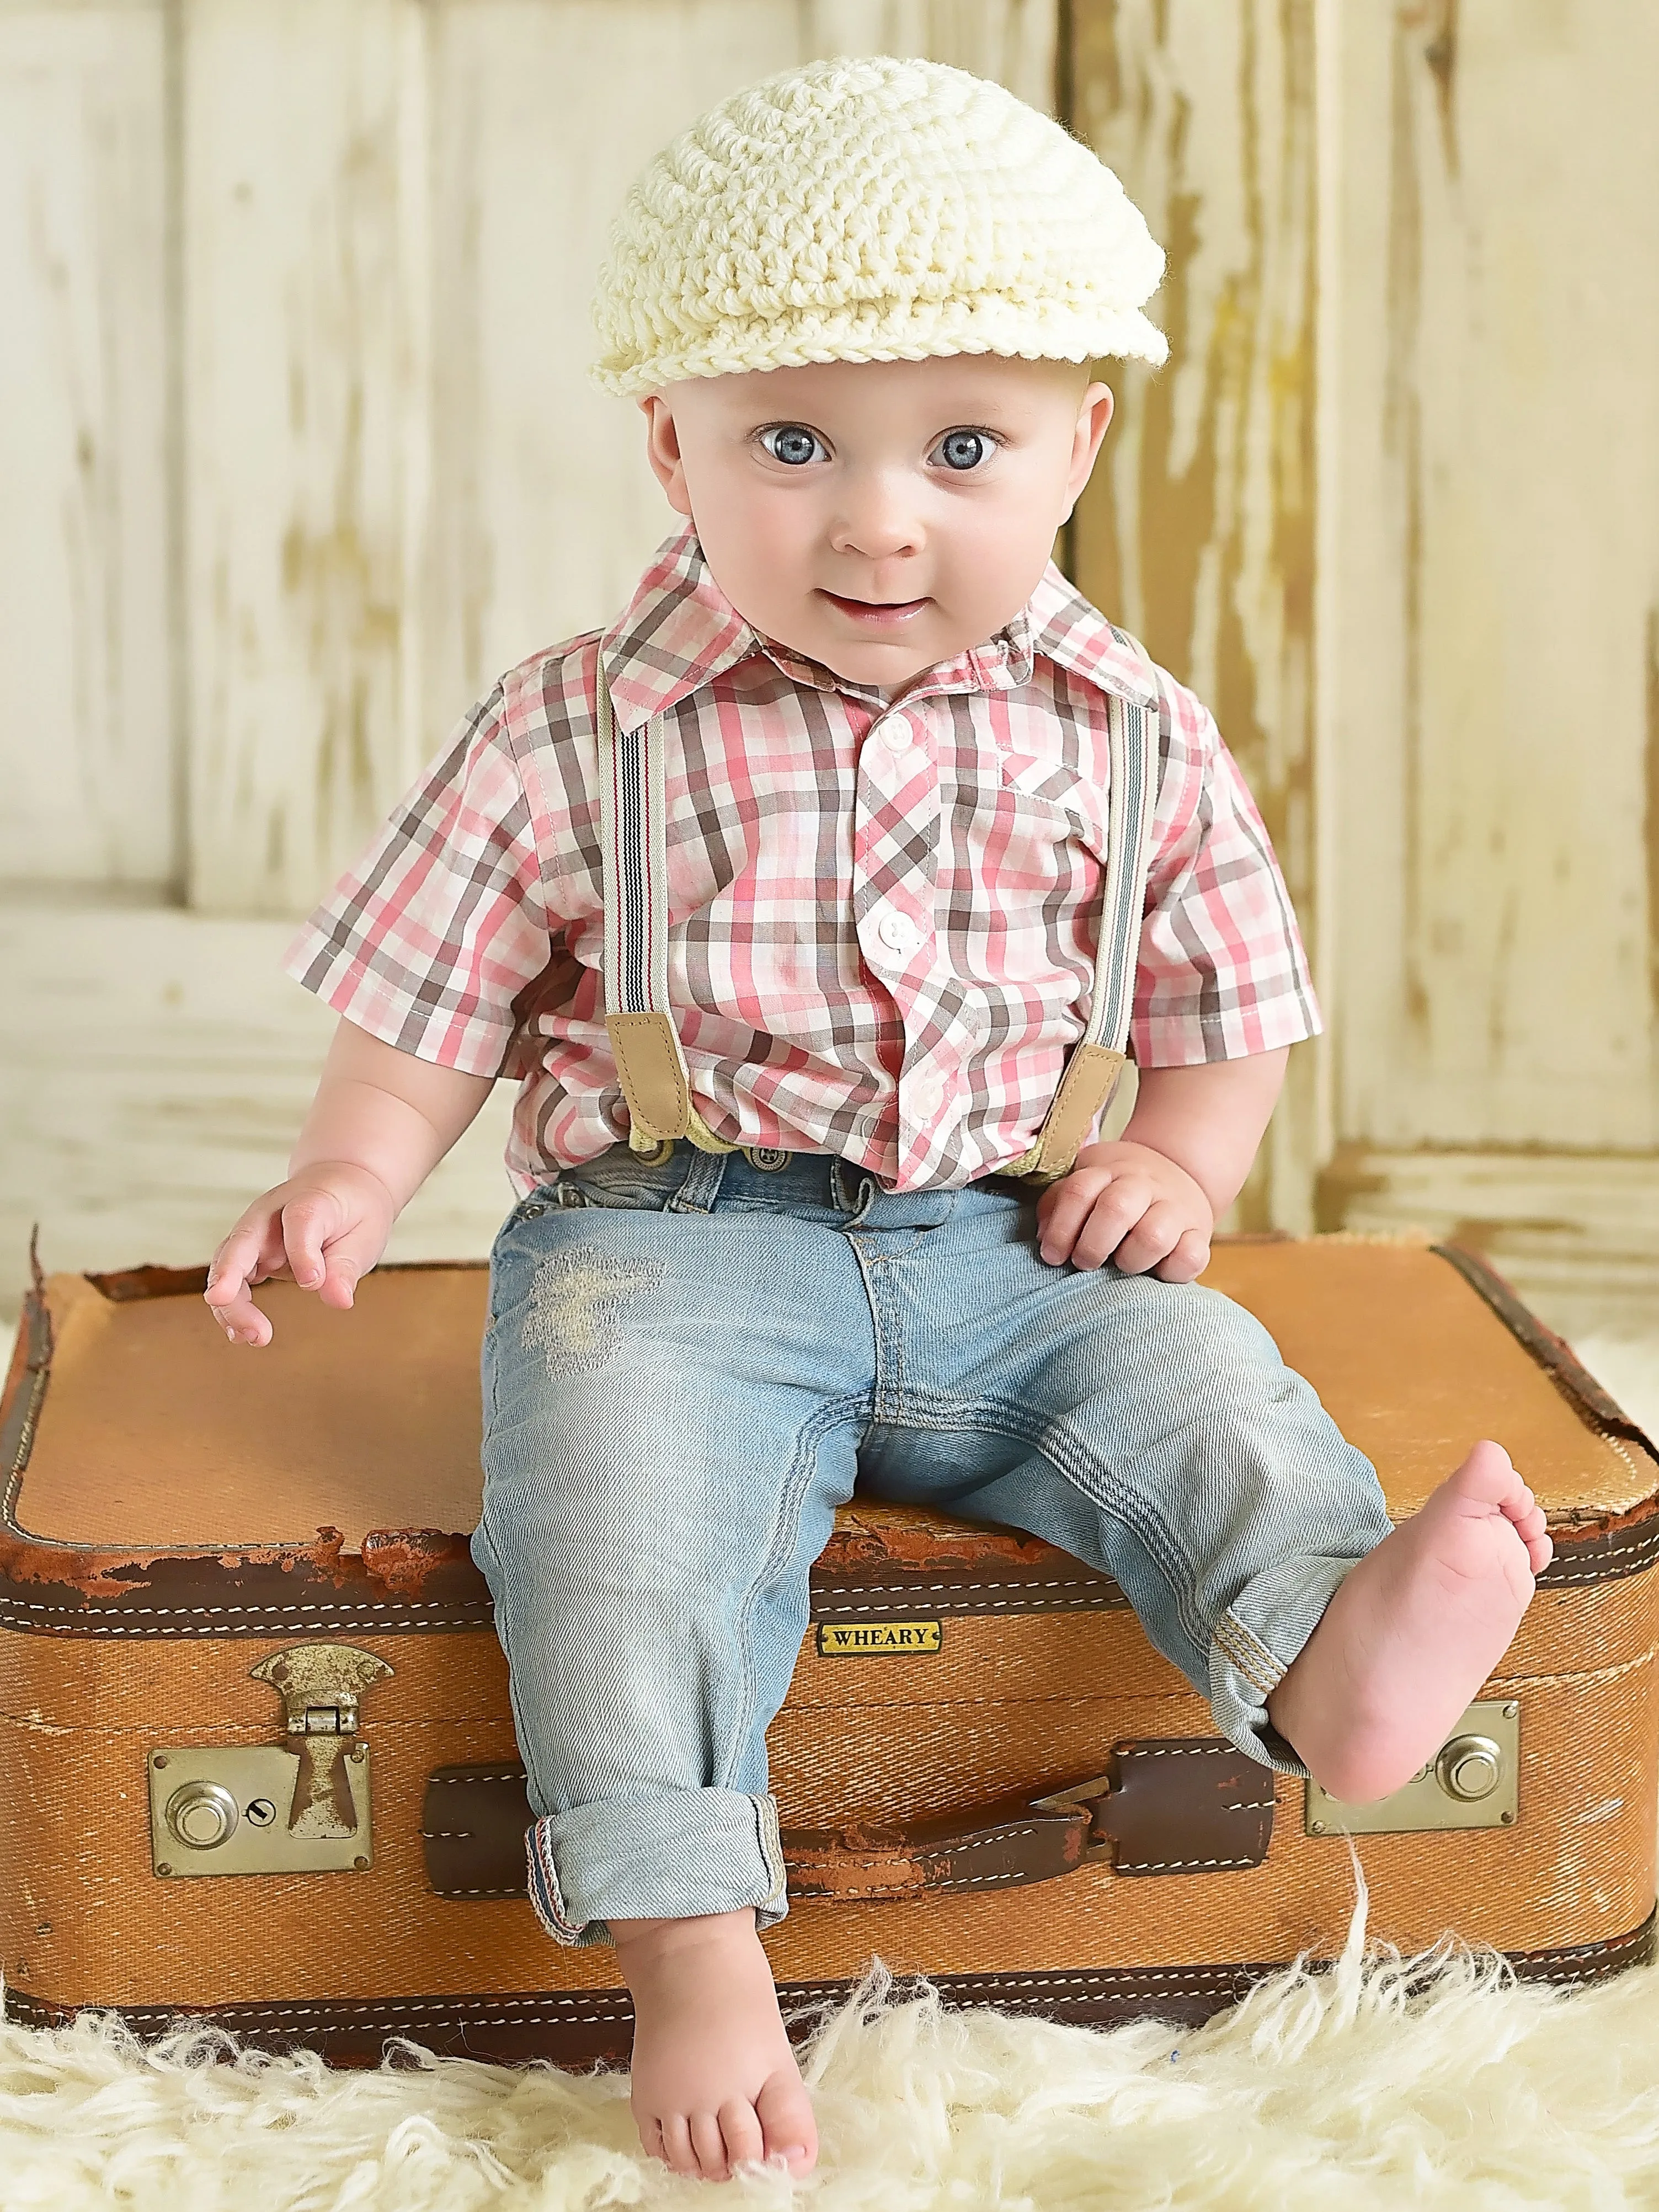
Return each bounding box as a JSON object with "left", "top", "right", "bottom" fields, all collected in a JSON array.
[{"left": 829, "top": 482, "right": 922, "bottom": 564}]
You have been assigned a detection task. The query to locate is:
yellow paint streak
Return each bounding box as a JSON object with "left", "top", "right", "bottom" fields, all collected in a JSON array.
[
  {"left": 1647, "top": 608, "right": 1659, "bottom": 1037},
  {"left": 1065, "top": 2, "right": 1319, "bottom": 1229}
]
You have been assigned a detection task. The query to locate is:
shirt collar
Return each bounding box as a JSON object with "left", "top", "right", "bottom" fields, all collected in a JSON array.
[{"left": 599, "top": 522, "right": 1158, "bottom": 729}]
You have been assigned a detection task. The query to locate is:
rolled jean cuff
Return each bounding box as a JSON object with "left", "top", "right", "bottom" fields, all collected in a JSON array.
[
  {"left": 1208, "top": 1550, "right": 1377, "bottom": 1778},
  {"left": 524, "top": 1788, "right": 789, "bottom": 1949}
]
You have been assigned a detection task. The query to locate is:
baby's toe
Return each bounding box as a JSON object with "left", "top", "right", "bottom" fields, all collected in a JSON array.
[
  {"left": 657, "top": 2113, "right": 698, "bottom": 2177},
  {"left": 756, "top": 2072, "right": 818, "bottom": 2173},
  {"left": 690, "top": 2108, "right": 729, "bottom": 2179},
  {"left": 1450, "top": 1439, "right": 1518, "bottom": 1505},
  {"left": 719, "top": 2097, "right": 765, "bottom": 2172}
]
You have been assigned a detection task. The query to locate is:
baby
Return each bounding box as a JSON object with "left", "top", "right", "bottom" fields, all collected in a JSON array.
[{"left": 206, "top": 57, "right": 1551, "bottom": 2186}]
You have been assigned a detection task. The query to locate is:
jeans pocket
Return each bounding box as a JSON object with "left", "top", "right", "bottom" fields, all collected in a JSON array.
[{"left": 558, "top": 1158, "right": 678, "bottom": 1211}]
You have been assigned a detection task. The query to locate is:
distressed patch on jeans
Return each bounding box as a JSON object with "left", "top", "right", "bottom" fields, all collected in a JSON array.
[{"left": 522, "top": 1249, "right": 667, "bottom": 1377}]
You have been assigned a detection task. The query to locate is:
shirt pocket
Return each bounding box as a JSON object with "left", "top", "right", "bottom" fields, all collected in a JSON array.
[{"left": 988, "top": 746, "right": 1108, "bottom": 877}]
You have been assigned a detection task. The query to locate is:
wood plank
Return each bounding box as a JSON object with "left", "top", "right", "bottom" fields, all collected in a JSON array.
[
  {"left": 0, "top": 897, "right": 519, "bottom": 1327},
  {"left": 1332, "top": 1, "right": 1659, "bottom": 1151},
  {"left": 1064, "top": 0, "right": 1322, "bottom": 1230},
  {"left": 182, "top": 0, "right": 431, "bottom": 916},
  {"left": 0, "top": 3, "right": 173, "bottom": 888},
  {"left": 1317, "top": 1142, "right": 1659, "bottom": 1347}
]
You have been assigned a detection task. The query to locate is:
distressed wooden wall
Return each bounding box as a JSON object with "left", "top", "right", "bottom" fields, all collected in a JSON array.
[
  {"left": 1067, "top": 0, "right": 1322, "bottom": 1236},
  {"left": 0, "top": 0, "right": 1058, "bottom": 1303},
  {"left": 1067, "top": 0, "right": 1659, "bottom": 1333},
  {"left": 1317, "top": 0, "right": 1659, "bottom": 1333},
  {"left": 4, "top": 0, "right": 1657, "bottom": 1349},
  {"left": 0, "top": 2, "right": 175, "bottom": 890}
]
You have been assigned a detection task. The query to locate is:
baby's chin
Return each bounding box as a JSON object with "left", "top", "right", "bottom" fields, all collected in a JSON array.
[{"left": 750, "top": 597, "right": 1017, "bottom": 692}]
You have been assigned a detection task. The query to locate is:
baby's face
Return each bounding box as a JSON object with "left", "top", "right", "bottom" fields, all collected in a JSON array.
[{"left": 639, "top": 355, "right": 1113, "bottom": 692}]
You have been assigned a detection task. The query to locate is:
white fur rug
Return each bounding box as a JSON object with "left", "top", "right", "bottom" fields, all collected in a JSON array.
[{"left": 5, "top": 1887, "right": 1659, "bottom": 2210}]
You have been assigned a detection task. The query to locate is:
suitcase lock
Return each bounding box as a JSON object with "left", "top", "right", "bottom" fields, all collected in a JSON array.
[
  {"left": 147, "top": 1643, "right": 393, "bottom": 1880},
  {"left": 1304, "top": 1700, "right": 1520, "bottom": 1835}
]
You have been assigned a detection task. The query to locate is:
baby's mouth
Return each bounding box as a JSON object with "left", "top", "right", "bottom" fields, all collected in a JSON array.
[{"left": 819, "top": 590, "right": 931, "bottom": 628}]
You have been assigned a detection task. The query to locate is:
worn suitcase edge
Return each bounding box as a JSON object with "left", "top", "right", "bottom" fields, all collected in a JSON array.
[
  {"left": 4, "top": 1242, "right": 1658, "bottom": 1638},
  {"left": 7, "top": 1908, "right": 1653, "bottom": 2066}
]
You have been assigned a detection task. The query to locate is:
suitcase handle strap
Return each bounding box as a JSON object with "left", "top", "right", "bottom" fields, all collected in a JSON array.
[
  {"left": 785, "top": 1738, "right": 1273, "bottom": 1894},
  {"left": 422, "top": 1739, "right": 1274, "bottom": 1901}
]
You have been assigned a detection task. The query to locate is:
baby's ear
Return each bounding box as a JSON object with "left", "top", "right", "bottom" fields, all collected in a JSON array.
[
  {"left": 1069, "top": 382, "right": 1115, "bottom": 500},
  {"left": 638, "top": 394, "right": 693, "bottom": 516}
]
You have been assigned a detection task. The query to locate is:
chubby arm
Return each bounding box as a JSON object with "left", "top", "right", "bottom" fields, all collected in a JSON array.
[
  {"left": 1034, "top": 1046, "right": 1290, "bottom": 1284},
  {"left": 204, "top": 1016, "right": 495, "bottom": 1346}
]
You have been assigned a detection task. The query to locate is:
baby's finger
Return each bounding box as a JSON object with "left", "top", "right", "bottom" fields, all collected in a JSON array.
[
  {"left": 204, "top": 1268, "right": 275, "bottom": 1346},
  {"left": 203, "top": 1221, "right": 266, "bottom": 1310},
  {"left": 1098, "top": 1196, "right": 1186, "bottom": 1276},
  {"left": 1068, "top": 1181, "right": 1157, "bottom": 1271},
  {"left": 1035, "top": 1171, "right": 1111, "bottom": 1265},
  {"left": 279, "top": 1191, "right": 346, "bottom": 1293},
  {"left": 1154, "top": 1227, "right": 1212, "bottom": 1284},
  {"left": 312, "top": 1216, "right": 385, "bottom": 1310},
  {"left": 205, "top": 1223, "right": 285, "bottom": 1343}
]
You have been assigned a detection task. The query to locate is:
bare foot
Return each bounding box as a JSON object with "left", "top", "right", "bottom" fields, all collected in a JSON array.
[
  {"left": 610, "top": 1909, "right": 818, "bottom": 2182},
  {"left": 1267, "top": 1440, "right": 1552, "bottom": 1804}
]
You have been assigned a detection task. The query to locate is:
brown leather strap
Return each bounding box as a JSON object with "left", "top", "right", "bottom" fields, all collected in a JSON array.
[
  {"left": 420, "top": 1739, "right": 1275, "bottom": 1903},
  {"left": 782, "top": 1804, "right": 1089, "bottom": 1900}
]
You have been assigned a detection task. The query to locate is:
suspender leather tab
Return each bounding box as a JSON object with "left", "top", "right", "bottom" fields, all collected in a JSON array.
[{"left": 1017, "top": 1044, "right": 1129, "bottom": 1185}]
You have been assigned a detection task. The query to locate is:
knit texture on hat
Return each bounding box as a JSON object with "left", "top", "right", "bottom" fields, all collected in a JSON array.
[{"left": 590, "top": 55, "right": 1167, "bottom": 395}]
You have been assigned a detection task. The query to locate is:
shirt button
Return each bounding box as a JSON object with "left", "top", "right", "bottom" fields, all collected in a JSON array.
[
  {"left": 876, "top": 910, "right": 921, "bottom": 957},
  {"left": 910, "top": 1070, "right": 945, "bottom": 1120},
  {"left": 878, "top": 715, "right": 913, "bottom": 754}
]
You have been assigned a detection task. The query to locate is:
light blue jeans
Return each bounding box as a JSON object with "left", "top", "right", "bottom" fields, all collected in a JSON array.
[{"left": 472, "top": 1145, "right": 1393, "bottom": 1948}]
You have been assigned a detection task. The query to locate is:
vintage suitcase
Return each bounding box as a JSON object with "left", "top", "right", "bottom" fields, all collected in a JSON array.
[{"left": 3, "top": 1232, "right": 1657, "bottom": 2063}]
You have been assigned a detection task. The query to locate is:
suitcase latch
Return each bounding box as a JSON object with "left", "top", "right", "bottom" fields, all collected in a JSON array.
[
  {"left": 1304, "top": 1700, "right": 1520, "bottom": 1835},
  {"left": 147, "top": 1642, "right": 393, "bottom": 1879}
]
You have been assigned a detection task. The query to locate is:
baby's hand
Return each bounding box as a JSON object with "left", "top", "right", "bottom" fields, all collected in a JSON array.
[
  {"left": 1035, "top": 1140, "right": 1213, "bottom": 1283},
  {"left": 204, "top": 1162, "right": 398, "bottom": 1347}
]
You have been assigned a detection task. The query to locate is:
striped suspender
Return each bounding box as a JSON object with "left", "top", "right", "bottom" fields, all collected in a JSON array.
[
  {"left": 594, "top": 654, "right": 1160, "bottom": 1177},
  {"left": 1006, "top": 681, "right": 1160, "bottom": 1181},
  {"left": 596, "top": 661, "right": 735, "bottom": 1154}
]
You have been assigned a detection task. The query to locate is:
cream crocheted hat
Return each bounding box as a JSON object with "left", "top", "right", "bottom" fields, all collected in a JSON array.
[{"left": 590, "top": 55, "right": 1167, "bottom": 396}]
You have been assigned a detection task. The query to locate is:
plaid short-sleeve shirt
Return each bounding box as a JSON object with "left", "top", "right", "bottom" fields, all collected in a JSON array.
[{"left": 284, "top": 524, "right": 1320, "bottom": 1193}]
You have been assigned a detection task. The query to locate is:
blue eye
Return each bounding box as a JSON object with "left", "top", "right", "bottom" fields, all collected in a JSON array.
[
  {"left": 936, "top": 429, "right": 991, "bottom": 472},
  {"left": 761, "top": 425, "right": 825, "bottom": 467}
]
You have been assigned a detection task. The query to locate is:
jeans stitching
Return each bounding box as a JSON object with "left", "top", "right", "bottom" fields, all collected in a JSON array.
[
  {"left": 720, "top": 1396, "right": 869, "bottom": 1796},
  {"left": 863, "top": 1393, "right": 1213, "bottom": 1668},
  {"left": 1215, "top": 1610, "right": 1289, "bottom": 1693}
]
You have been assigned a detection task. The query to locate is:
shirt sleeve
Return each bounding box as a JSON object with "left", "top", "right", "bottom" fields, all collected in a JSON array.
[
  {"left": 1129, "top": 671, "right": 1322, "bottom": 1066},
  {"left": 281, "top": 683, "right": 554, "bottom": 1077}
]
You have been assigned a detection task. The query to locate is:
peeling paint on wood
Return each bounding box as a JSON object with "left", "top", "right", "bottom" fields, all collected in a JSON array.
[
  {"left": 1647, "top": 607, "right": 1659, "bottom": 1033},
  {"left": 1066, "top": 0, "right": 1319, "bottom": 1230},
  {"left": 1338, "top": 1, "right": 1659, "bottom": 1155},
  {"left": 0, "top": 6, "right": 172, "bottom": 888}
]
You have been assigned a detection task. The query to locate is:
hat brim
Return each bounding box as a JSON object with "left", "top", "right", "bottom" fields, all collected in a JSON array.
[{"left": 592, "top": 296, "right": 1169, "bottom": 397}]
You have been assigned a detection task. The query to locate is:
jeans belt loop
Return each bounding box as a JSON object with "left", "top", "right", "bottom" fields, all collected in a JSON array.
[{"left": 668, "top": 1148, "right": 731, "bottom": 1214}]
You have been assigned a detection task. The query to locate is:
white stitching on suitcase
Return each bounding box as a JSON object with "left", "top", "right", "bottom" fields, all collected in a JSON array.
[
  {"left": 0, "top": 1603, "right": 490, "bottom": 1633},
  {"left": 0, "top": 1596, "right": 479, "bottom": 1617},
  {"left": 814, "top": 1577, "right": 1121, "bottom": 1607},
  {"left": 81, "top": 1940, "right": 1647, "bottom": 2034},
  {"left": 1117, "top": 1856, "right": 1263, "bottom": 1872}
]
